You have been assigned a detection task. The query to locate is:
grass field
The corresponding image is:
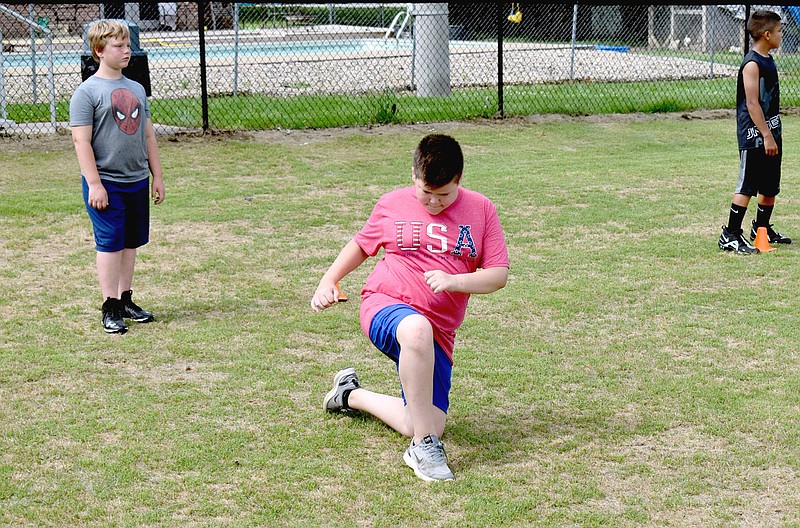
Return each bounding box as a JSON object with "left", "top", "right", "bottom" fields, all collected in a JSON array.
[
  {"left": 3, "top": 114, "right": 800, "bottom": 527},
  {"left": 9, "top": 73, "right": 800, "bottom": 131}
]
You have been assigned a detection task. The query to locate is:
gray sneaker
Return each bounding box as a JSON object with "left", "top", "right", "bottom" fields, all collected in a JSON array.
[
  {"left": 403, "top": 434, "right": 454, "bottom": 482},
  {"left": 323, "top": 367, "right": 360, "bottom": 412}
]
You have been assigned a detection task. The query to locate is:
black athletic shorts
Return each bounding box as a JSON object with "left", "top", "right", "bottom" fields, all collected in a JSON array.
[{"left": 735, "top": 145, "right": 782, "bottom": 198}]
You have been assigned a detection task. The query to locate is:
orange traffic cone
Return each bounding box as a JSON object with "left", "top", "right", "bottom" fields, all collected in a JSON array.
[
  {"left": 753, "top": 226, "right": 776, "bottom": 253},
  {"left": 335, "top": 283, "right": 348, "bottom": 302}
]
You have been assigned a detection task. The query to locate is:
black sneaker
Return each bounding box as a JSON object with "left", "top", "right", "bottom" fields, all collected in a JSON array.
[
  {"left": 120, "top": 290, "right": 155, "bottom": 323},
  {"left": 102, "top": 297, "right": 128, "bottom": 334},
  {"left": 719, "top": 225, "right": 759, "bottom": 254},
  {"left": 750, "top": 221, "right": 792, "bottom": 244}
]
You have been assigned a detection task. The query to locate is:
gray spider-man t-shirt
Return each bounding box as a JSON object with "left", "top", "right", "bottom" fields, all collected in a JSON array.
[{"left": 69, "top": 75, "right": 151, "bottom": 183}]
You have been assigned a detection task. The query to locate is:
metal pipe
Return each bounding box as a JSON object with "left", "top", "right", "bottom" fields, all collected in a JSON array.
[
  {"left": 233, "top": 2, "right": 239, "bottom": 96},
  {"left": 0, "top": 27, "right": 7, "bottom": 123},
  {"left": 28, "top": 3, "right": 38, "bottom": 103},
  {"left": 709, "top": 5, "right": 715, "bottom": 79},
  {"left": 45, "top": 31, "right": 55, "bottom": 131},
  {"left": 497, "top": 0, "right": 503, "bottom": 117},
  {"left": 570, "top": 4, "right": 578, "bottom": 82},
  {"left": 198, "top": 0, "right": 209, "bottom": 131}
]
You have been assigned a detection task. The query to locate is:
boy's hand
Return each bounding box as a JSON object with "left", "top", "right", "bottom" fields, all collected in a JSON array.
[
  {"left": 764, "top": 135, "right": 779, "bottom": 156},
  {"left": 424, "top": 269, "right": 456, "bottom": 294},
  {"left": 87, "top": 182, "right": 109, "bottom": 210},
  {"left": 311, "top": 282, "right": 342, "bottom": 312},
  {"left": 152, "top": 176, "right": 165, "bottom": 205}
]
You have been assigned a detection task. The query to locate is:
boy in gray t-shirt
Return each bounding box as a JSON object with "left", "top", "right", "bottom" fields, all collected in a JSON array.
[{"left": 69, "top": 19, "right": 166, "bottom": 334}]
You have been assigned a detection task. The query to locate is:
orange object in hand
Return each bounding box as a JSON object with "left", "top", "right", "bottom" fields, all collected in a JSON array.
[{"left": 335, "top": 283, "right": 348, "bottom": 302}]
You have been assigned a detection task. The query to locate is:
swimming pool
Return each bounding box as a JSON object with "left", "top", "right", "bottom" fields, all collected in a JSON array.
[{"left": 2, "top": 39, "right": 416, "bottom": 68}]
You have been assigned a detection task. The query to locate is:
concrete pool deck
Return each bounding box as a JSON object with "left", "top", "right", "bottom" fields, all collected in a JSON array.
[{"left": 3, "top": 33, "right": 737, "bottom": 96}]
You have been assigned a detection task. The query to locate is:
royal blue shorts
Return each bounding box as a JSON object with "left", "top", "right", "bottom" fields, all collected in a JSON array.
[
  {"left": 82, "top": 177, "right": 150, "bottom": 252},
  {"left": 368, "top": 304, "right": 452, "bottom": 413}
]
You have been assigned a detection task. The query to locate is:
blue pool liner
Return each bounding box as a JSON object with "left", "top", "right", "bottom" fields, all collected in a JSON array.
[{"left": 594, "top": 45, "right": 629, "bottom": 53}]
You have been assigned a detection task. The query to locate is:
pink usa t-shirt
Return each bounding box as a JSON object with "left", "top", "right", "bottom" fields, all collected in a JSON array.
[{"left": 355, "top": 185, "right": 509, "bottom": 363}]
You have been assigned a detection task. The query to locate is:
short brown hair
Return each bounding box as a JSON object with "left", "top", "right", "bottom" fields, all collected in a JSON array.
[
  {"left": 413, "top": 134, "right": 464, "bottom": 188},
  {"left": 87, "top": 19, "right": 130, "bottom": 61},
  {"left": 748, "top": 10, "right": 782, "bottom": 42}
]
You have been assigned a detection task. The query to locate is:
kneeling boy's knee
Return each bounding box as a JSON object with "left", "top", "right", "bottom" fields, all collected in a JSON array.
[{"left": 396, "top": 314, "right": 434, "bottom": 350}]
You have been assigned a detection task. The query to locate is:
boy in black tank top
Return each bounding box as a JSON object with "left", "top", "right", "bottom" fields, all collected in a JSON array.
[{"left": 719, "top": 10, "right": 791, "bottom": 254}]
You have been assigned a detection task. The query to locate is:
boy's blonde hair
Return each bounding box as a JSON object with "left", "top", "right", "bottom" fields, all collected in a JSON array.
[{"left": 87, "top": 19, "right": 130, "bottom": 61}]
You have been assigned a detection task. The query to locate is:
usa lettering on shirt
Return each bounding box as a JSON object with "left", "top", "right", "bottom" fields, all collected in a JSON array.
[{"left": 394, "top": 221, "right": 477, "bottom": 259}]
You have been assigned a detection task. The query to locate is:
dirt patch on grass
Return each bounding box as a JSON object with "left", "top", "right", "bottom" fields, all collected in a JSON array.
[{"left": 243, "top": 109, "right": 744, "bottom": 146}]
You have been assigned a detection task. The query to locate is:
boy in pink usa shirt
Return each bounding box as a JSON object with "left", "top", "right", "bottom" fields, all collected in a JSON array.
[{"left": 312, "top": 134, "right": 509, "bottom": 482}]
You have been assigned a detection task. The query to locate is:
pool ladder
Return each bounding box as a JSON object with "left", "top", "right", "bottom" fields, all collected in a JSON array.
[{"left": 384, "top": 7, "right": 412, "bottom": 43}]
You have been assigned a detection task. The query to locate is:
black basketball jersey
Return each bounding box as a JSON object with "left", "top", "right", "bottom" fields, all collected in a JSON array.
[{"left": 737, "top": 50, "right": 781, "bottom": 150}]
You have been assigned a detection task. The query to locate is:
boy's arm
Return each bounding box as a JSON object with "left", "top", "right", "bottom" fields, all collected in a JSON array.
[
  {"left": 311, "top": 239, "right": 370, "bottom": 312},
  {"left": 144, "top": 118, "right": 166, "bottom": 204},
  {"left": 742, "top": 61, "right": 779, "bottom": 156},
  {"left": 71, "top": 125, "right": 108, "bottom": 210},
  {"left": 424, "top": 266, "right": 508, "bottom": 295}
]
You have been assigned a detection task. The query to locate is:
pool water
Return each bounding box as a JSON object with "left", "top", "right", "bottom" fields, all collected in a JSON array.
[{"left": 2, "top": 39, "right": 415, "bottom": 68}]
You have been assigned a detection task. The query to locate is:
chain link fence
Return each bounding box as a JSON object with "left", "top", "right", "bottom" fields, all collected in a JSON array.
[{"left": 1, "top": 2, "right": 798, "bottom": 136}]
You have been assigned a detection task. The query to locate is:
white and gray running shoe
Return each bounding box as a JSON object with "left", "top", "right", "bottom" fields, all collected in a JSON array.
[
  {"left": 403, "top": 434, "right": 454, "bottom": 482},
  {"left": 323, "top": 367, "right": 360, "bottom": 412}
]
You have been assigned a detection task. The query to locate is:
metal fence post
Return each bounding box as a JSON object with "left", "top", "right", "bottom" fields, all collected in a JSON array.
[
  {"left": 497, "top": 0, "right": 503, "bottom": 117},
  {"left": 0, "top": 27, "right": 7, "bottom": 124},
  {"left": 744, "top": 4, "right": 750, "bottom": 55},
  {"left": 709, "top": 4, "right": 715, "bottom": 79},
  {"left": 45, "top": 29, "right": 55, "bottom": 131},
  {"left": 233, "top": 2, "right": 239, "bottom": 96},
  {"left": 570, "top": 4, "right": 578, "bottom": 82},
  {"left": 198, "top": 0, "right": 209, "bottom": 132},
  {"left": 28, "top": 3, "right": 38, "bottom": 104}
]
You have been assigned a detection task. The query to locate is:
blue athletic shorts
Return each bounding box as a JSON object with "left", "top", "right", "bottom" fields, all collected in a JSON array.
[
  {"left": 82, "top": 177, "right": 150, "bottom": 252},
  {"left": 368, "top": 303, "right": 452, "bottom": 414}
]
